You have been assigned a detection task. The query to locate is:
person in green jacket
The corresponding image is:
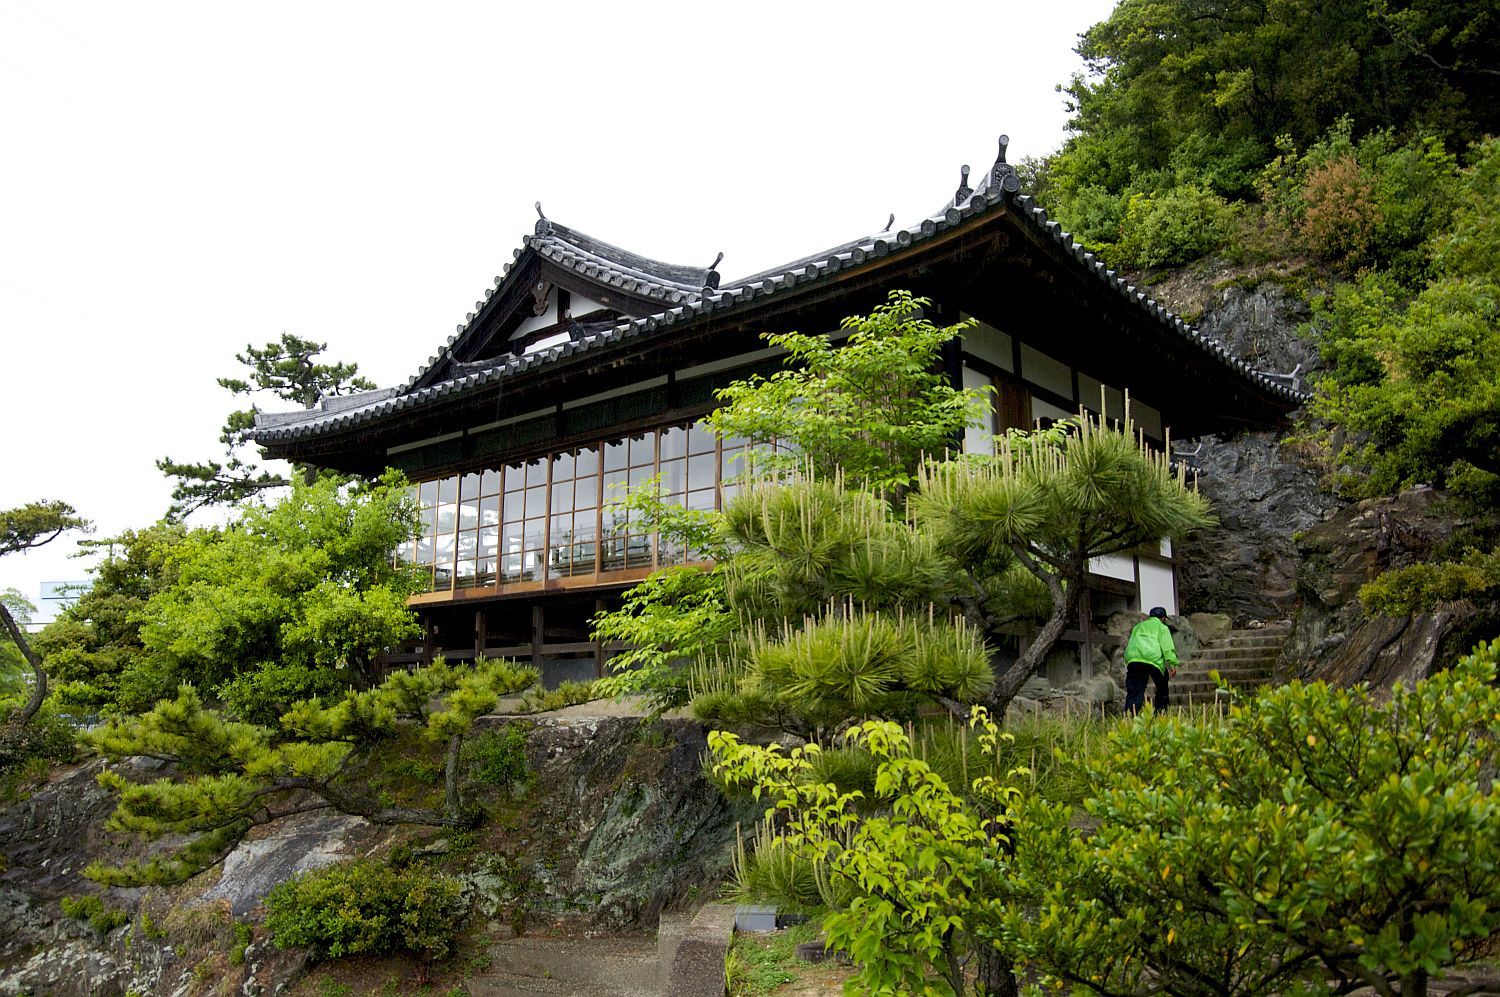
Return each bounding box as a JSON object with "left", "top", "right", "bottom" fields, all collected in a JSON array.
[{"left": 1123, "top": 606, "right": 1179, "bottom": 715}]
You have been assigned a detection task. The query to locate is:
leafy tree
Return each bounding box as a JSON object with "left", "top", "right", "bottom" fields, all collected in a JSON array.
[
  {"left": 39, "top": 476, "right": 420, "bottom": 720},
  {"left": 594, "top": 294, "right": 990, "bottom": 715},
  {"left": 1054, "top": 1, "right": 1495, "bottom": 200},
  {"left": 706, "top": 290, "right": 988, "bottom": 497},
  {"left": 1256, "top": 121, "right": 1462, "bottom": 279},
  {"left": 1007, "top": 642, "right": 1500, "bottom": 997},
  {"left": 135, "top": 473, "right": 421, "bottom": 722},
  {"left": 717, "top": 645, "right": 1500, "bottom": 997},
  {"left": 156, "top": 333, "right": 375, "bottom": 519},
  {"left": 34, "top": 523, "right": 186, "bottom": 715},
  {"left": 0, "top": 500, "right": 88, "bottom": 729},
  {"left": 914, "top": 413, "right": 1213, "bottom": 715},
  {"left": 1043, "top": 1, "right": 1497, "bottom": 269},
  {"left": 598, "top": 298, "right": 1210, "bottom": 725},
  {"left": 711, "top": 710, "right": 1026, "bottom": 996},
  {"left": 83, "top": 657, "right": 539, "bottom": 887}
]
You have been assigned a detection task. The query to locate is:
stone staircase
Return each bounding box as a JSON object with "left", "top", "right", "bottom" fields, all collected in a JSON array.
[{"left": 1172, "top": 623, "right": 1290, "bottom": 706}]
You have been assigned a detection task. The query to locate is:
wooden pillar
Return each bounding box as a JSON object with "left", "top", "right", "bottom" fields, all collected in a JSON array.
[
  {"left": 474, "top": 608, "right": 487, "bottom": 662},
  {"left": 421, "top": 617, "right": 435, "bottom": 666},
  {"left": 594, "top": 597, "right": 607, "bottom": 679},
  {"left": 531, "top": 604, "right": 544, "bottom": 674}
]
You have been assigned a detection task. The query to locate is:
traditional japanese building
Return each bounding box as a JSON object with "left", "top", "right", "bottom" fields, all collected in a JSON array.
[{"left": 254, "top": 137, "right": 1302, "bottom": 685}]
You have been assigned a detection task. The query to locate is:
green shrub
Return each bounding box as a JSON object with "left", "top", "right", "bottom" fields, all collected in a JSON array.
[
  {"left": 264, "top": 859, "right": 467, "bottom": 962},
  {"left": 1113, "top": 183, "right": 1232, "bottom": 268},
  {"left": 218, "top": 662, "right": 352, "bottom": 727},
  {"left": 229, "top": 921, "right": 253, "bottom": 965},
  {"left": 0, "top": 699, "right": 78, "bottom": 782},
  {"left": 1257, "top": 122, "right": 1461, "bottom": 278},
  {"left": 60, "top": 894, "right": 130, "bottom": 935},
  {"left": 1008, "top": 642, "right": 1500, "bottom": 996},
  {"left": 1059, "top": 184, "right": 1127, "bottom": 249},
  {"left": 1299, "top": 154, "right": 1382, "bottom": 264},
  {"left": 463, "top": 725, "right": 531, "bottom": 791},
  {"left": 729, "top": 820, "right": 825, "bottom": 911}
]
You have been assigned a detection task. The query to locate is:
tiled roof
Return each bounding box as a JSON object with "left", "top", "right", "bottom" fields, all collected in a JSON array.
[{"left": 254, "top": 138, "right": 1306, "bottom": 445}]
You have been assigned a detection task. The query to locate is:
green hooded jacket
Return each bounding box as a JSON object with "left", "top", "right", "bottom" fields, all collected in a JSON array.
[{"left": 1124, "top": 616, "right": 1179, "bottom": 674}]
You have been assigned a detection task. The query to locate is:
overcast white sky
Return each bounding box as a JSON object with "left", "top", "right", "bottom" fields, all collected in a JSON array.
[{"left": 0, "top": 0, "right": 1115, "bottom": 608}]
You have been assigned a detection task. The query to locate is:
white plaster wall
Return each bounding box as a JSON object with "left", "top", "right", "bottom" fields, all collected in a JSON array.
[{"left": 962, "top": 366, "right": 996, "bottom": 456}]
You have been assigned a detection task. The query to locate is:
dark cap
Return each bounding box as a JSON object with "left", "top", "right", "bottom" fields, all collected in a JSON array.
[{"left": 1148, "top": 606, "right": 1168, "bottom": 619}]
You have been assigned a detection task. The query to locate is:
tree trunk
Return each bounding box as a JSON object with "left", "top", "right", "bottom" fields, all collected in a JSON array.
[
  {"left": 984, "top": 566, "right": 1079, "bottom": 718},
  {"left": 0, "top": 600, "right": 46, "bottom": 727},
  {"left": 277, "top": 776, "right": 475, "bottom": 829},
  {"left": 443, "top": 732, "right": 463, "bottom": 818},
  {"left": 975, "top": 944, "right": 1019, "bottom": 997}
]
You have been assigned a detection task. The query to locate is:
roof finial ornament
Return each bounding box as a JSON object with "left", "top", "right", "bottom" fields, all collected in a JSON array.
[
  {"left": 703, "top": 251, "right": 724, "bottom": 291},
  {"left": 954, "top": 165, "right": 973, "bottom": 206},
  {"left": 533, "top": 201, "right": 553, "bottom": 237},
  {"left": 535, "top": 201, "right": 546, "bottom": 220},
  {"left": 989, "top": 134, "right": 1020, "bottom": 194},
  {"left": 882, "top": 213, "right": 895, "bottom": 233}
]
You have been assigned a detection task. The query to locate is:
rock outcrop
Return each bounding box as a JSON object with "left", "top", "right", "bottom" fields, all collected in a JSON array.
[
  {"left": 1282, "top": 488, "right": 1484, "bottom": 688},
  {"left": 467, "top": 715, "right": 747, "bottom": 931},
  {"left": 1176, "top": 431, "right": 1341, "bottom": 624},
  {"left": 0, "top": 715, "right": 745, "bottom": 996},
  {"left": 1159, "top": 263, "right": 1342, "bottom": 625}
]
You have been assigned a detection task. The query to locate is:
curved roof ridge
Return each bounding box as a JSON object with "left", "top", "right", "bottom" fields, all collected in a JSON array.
[{"left": 541, "top": 220, "right": 715, "bottom": 290}]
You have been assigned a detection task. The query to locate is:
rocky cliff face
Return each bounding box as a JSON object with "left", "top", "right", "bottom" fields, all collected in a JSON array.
[
  {"left": 1146, "top": 258, "right": 1319, "bottom": 380},
  {"left": 0, "top": 715, "right": 744, "bottom": 996},
  {"left": 1156, "top": 264, "right": 1342, "bottom": 625}
]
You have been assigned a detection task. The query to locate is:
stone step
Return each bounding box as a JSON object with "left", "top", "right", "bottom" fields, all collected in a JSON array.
[
  {"left": 1213, "top": 635, "right": 1286, "bottom": 648},
  {"left": 1180, "top": 669, "right": 1276, "bottom": 683},
  {"left": 1182, "top": 658, "right": 1274, "bottom": 671},
  {"left": 1214, "top": 630, "right": 1289, "bottom": 642},
  {"left": 470, "top": 935, "right": 660, "bottom": 997},
  {"left": 1182, "top": 644, "right": 1278, "bottom": 659},
  {"left": 1174, "top": 678, "right": 1272, "bottom": 694},
  {"left": 1178, "top": 668, "right": 1272, "bottom": 683}
]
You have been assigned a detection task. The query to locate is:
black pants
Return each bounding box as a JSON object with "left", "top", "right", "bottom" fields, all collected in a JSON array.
[{"left": 1125, "top": 661, "right": 1169, "bottom": 715}]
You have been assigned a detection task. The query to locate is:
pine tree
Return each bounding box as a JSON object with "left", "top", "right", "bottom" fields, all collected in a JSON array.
[
  {"left": 156, "top": 334, "right": 376, "bottom": 519},
  {"left": 83, "top": 658, "right": 538, "bottom": 886}
]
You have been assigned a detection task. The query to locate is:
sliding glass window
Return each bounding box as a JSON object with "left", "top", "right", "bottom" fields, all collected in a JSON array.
[{"left": 400, "top": 417, "right": 769, "bottom": 594}]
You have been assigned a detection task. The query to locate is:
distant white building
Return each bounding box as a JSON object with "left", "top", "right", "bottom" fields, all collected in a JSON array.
[{"left": 27, "top": 580, "right": 89, "bottom": 631}]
